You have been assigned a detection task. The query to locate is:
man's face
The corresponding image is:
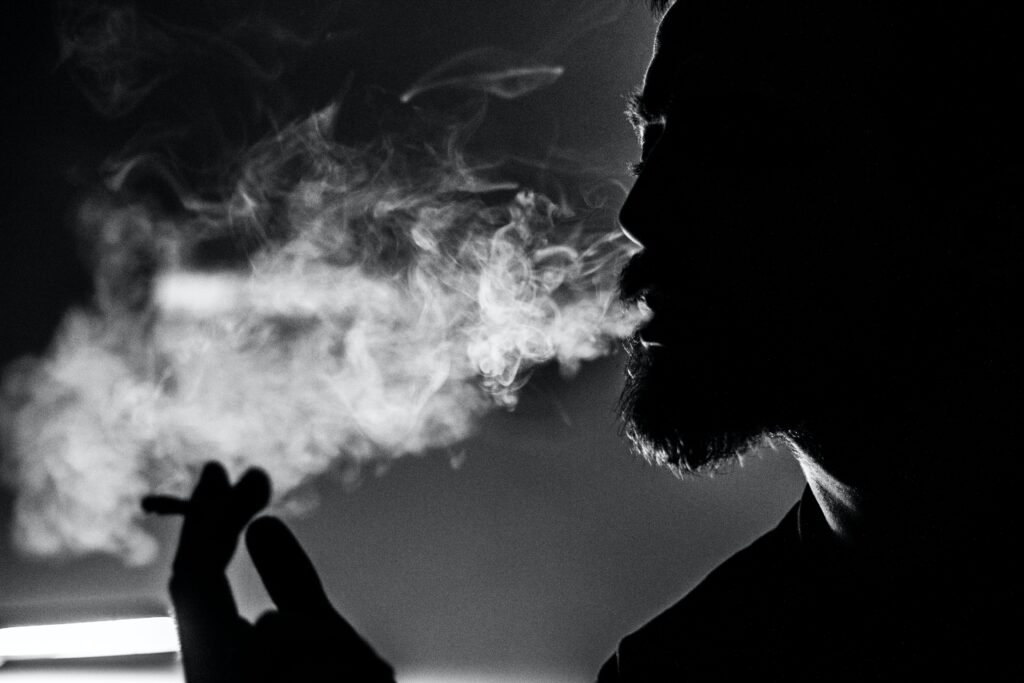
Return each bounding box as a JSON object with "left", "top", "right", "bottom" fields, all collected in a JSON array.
[{"left": 618, "top": 4, "right": 889, "bottom": 472}]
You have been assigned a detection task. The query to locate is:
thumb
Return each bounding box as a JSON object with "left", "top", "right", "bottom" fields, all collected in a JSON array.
[
  {"left": 245, "top": 516, "right": 335, "bottom": 618},
  {"left": 246, "top": 516, "right": 389, "bottom": 669}
]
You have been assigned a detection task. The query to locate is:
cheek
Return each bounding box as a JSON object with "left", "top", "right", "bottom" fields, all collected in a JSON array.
[
  {"left": 701, "top": 169, "right": 880, "bottom": 360},
  {"left": 721, "top": 163, "right": 864, "bottom": 285}
]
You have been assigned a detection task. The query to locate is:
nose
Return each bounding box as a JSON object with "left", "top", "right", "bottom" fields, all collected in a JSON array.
[
  {"left": 618, "top": 191, "right": 645, "bottom": 248},
  {"left": 618, "top": 126, "right": 676, "bottom": 250},
  {"left": 618, "top": 172, "right": 659, "bottom": 249}
]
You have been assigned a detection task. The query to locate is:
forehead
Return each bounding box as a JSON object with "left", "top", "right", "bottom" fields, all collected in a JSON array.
[
  {"left": 640, "top": 2, "right": 743, "bottom": 117},
  {"left": 640, "top": 2, "right": 845, "bottom": 112},
  {"left": 652, "top": 1, "right": 697, "bottom": 65},
  {"left": 638, "top": 4, "right": 693, "bottom": 115}
]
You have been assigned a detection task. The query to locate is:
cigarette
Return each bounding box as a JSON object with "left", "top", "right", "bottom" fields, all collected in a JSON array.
[{"left": 141, "top": 495, "right": 190, "bottom": 516}]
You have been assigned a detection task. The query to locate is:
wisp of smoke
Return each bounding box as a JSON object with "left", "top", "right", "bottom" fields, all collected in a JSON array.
[
  {"left": 0, "top": 103, "right": 647, "bottom": 565},
  {"left": 400, "top": 47, "right": 565, "bottom": 103}
]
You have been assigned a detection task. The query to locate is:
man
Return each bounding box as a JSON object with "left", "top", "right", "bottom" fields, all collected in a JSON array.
[
  {"left": 605, "top": 1, "right": 1021, "bottom": 679},
  {"left": 166, "top": 1, "right": 1022, "bottom": 680}
]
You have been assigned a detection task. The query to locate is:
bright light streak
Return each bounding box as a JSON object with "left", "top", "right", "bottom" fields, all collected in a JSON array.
[
  {"left": 153, "top": 272, "right": 243, "bottom": 316},
  {"left": 0, "top": 617, "right": 179, "bottom": 663}
]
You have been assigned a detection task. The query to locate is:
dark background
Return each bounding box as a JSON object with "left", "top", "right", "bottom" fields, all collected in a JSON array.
[{"left": 0, "top": 2, "right": 805, "bottom": 680}]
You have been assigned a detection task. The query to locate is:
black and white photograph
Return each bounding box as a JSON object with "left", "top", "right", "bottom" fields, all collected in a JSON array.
[{"left": 1, "top": 1, "right": 1021, "bottom": 681}]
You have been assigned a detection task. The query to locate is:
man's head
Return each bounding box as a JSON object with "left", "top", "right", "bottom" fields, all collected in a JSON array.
[{"left": 619, "top": 2, "right": 1023, "bottom": 476}]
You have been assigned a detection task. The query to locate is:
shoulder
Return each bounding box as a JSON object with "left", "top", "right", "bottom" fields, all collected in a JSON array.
[{"left": 600, "top": 503, "right": 805, "bottom": 681}]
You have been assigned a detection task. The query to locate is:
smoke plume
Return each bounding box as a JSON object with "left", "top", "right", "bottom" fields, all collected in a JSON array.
[
  {"left": 0, "top": 98, "right": 646, "bottom": 564},
  {"left": 1, "top": 0, "right": 645, "bottom": 564},
  {"left": 400, "top": 47, "right": 565, "bottom": 103}
]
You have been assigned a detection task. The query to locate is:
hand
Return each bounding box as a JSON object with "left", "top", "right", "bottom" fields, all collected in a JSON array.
[{"left": 165, "top": 462, "right": 395, "bottom": 682}]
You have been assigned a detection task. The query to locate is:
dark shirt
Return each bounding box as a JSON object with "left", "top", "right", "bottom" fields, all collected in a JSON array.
[{"left": 596, "top": 487, "right": 1013, "bottom": 681}]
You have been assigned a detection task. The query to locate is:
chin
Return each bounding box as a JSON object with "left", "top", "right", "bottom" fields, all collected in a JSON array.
[{"left": 618, "top": 332, "right": 783, "bottom": 475}]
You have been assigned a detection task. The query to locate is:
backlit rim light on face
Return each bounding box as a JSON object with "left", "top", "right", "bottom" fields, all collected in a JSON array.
[{"left": 0, "top": 617, "right": 179, "bottom": 663}]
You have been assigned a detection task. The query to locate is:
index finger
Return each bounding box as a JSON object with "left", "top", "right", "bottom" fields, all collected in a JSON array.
[
  {"left": 170, "top": 463, "right": 271, "bottom": 628},
  {"left": 173, "top": 464, "right": 272, "bottom": 575}
]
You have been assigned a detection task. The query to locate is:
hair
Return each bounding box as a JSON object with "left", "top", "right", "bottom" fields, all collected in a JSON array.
[{"left": 642, "top": 0, "right": 673, "bottom": 16}]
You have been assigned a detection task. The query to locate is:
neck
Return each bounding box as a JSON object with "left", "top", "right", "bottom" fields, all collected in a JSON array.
[
  {"left": 787, "top": 427, "right": 1019, "bottom": 578},
  {"left": 786, "top": 428, "right": 930, "bottom": 556},
  {"left": 791, "top": 443, "right": 864, "bottom": 545}
]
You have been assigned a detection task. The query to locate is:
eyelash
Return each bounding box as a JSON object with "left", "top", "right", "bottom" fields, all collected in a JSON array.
[{"left": 629, "top": 122, "right": 665, "bottom": 177}]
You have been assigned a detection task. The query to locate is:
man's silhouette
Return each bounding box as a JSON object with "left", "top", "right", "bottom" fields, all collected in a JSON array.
[{"left": 166, "top": 1, "right": 1022, "bottom": 680}]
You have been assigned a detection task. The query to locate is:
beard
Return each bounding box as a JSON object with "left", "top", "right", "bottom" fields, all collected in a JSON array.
[
  {"left": 617, "top": 251, "right": 794, "bottom": 474},
  {"left": 619, "top": 335, "right": 776, "bottom": 474}
]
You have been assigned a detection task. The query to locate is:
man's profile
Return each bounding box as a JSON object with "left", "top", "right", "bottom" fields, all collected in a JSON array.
[
  {"left": 164, "top": 1, "right": 1023, "bottom": 680},
  {"left": 607, "top": 1, "right": 1022, "bottom": 679}
]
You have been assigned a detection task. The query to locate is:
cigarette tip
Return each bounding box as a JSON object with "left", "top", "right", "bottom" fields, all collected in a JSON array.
[{"left": 141, "top": 495, "right": 189, "bottom": 516}]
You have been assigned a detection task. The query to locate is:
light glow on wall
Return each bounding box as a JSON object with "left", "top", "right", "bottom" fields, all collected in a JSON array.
[{"left": 0, "top": 617, "right": 179, "bottom": 663}]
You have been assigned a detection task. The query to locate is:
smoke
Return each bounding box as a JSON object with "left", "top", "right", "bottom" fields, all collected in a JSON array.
[
  {"left": 56, "top": 2, "right": 179, "bottom": 118},
  {"left": 2, "top": 0, "right": 645, "bottom": 564},
  {"left": 400, "top": 47, "right": 565, "bottom": 103},
  {"left": 0, "top": 97, "right": 647, "bottom": 564}
]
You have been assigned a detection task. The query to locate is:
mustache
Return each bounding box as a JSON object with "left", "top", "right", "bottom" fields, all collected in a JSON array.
[{"left": 618, "top": 249, "right": 680, "bottom": 308}]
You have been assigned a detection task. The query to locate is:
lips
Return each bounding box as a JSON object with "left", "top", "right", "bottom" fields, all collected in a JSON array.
[
  {"left": 619, "top": 251, "right": 691, "bottom": 349},
  {"left": 618, "top": 251, "right": 658, "bottom": 305},
  {"left": 622, "top": 281, "right": 671, "bottom": 347},
  {"left": 635, "top": 306, "right": 672, "bottom": 348},
  {"left": 639, "top": 336, "right": 664, "bottom": 350}
]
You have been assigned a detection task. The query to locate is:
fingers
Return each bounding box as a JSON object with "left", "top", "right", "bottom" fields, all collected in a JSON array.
[
  {"left": 246, "top": 516, "right": 395, "bottom": 680},
  {"left": 173, "top": 463, "right": 271, "bottom": 576},
  {"left": 245, "top": 516, "right": 334, "bottom": 619},
  {"left": 228, "top": 468, "right": 273, "bottom": 536},
  {"left": 251, "top": 610, "right": 286, "bottom": 680},
  {"left": 169, "top": 463, "right": 271, "bottom": 651},
  {"left": 253, "top": 605, "right": 396, "bottom": 683},
  {"left": 252, "top": 609, "right": 394, "bottom": 683}
]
